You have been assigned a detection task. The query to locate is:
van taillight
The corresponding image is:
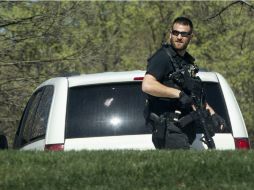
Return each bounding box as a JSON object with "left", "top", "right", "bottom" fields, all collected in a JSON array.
[
  {"left": 133, "top": 77, "right": 144, "bottom": 81},
  {"left": 44, "top": 144, "right": 64, "bottom": 151},
  {"left": 234, "top": 138, "right": 250, "bottom": 149}
]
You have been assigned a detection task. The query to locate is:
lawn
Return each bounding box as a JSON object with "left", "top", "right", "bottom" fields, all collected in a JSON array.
[{"left": 0, "top": 150, "right": 253, "bottom": 190}]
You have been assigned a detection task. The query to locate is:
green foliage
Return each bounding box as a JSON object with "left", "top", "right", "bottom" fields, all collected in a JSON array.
[
  {"left": 1, "top": 150, "right": 254, "bottom": 190},
  {"left": 0, "top": 1, "right": 253, "bottom": 145}
]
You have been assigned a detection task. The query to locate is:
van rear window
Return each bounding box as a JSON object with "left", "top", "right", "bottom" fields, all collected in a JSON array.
[
  {"left": 66, "top": 82, "right": 231, "bottom": 138},
  {"left": 66, "top": 83, "right": 150, "bottom": 138}
]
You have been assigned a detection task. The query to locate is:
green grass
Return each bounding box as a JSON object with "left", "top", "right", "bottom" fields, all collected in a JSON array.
[{"left": 0, "top": 150, "right": 254, "bottom": 190}]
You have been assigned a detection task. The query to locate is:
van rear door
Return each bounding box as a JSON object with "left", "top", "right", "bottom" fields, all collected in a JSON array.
[
  {"left": 64, "top": 82, "right": 154, "bottom": 150},
  {"left": 64, "top": 80, "right": 237, "bottom": 150}
]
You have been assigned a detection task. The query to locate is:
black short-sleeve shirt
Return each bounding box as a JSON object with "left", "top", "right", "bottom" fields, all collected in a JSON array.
[
  {"left": 147, "top": 47, "right": 174, "bottom": 82},
  {"left": 147, "top": 45, "right": 195, "bottom": 82},
  {"left": 146, "top": 44, "right": 195, "bottom": 114}
]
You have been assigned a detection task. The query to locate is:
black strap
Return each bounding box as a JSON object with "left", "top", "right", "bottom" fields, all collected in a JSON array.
[
  {"left": 162, "top": 46, "right": 180, "bottom": 72},
  {"left": 162, "top": 46, "right": 195, "bottom": 73}
]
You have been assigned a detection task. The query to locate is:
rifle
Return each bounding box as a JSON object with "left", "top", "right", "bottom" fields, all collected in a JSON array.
[{"left": 170, "top": 66, "right": 216, "bottom": 149}]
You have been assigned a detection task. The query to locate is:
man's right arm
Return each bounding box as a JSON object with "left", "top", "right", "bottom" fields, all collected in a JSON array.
[{"left": 142, "top": 74, "right": 181, "bottom": 99}]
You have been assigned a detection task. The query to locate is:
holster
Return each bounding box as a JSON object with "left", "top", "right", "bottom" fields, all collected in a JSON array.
[{"left": 149, "top": 113, "right": 167, "bottom": 140}]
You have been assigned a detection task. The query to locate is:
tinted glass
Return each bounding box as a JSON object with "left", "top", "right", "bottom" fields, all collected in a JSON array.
[
  {"left": 19, "top": 86, "right": 54, "bottom": 146},
  {"left": 22, "top": 90, "right": 43, "bottom": 143},
  {"left": 66, "top": 83, "right": 150, "bottom": 138},
  {"left": 66, "top": 82, "right": 231, "bottom": 138},
  {"left": 30, "top": 86, "right": 54, "bottom": 140}
]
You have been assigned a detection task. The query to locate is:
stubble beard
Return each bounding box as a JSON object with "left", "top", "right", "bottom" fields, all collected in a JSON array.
[{"left": 170, "top": 38, "right": 189, "bottom": 51}]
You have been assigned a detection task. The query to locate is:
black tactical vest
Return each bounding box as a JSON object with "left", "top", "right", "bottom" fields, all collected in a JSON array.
[{"left": 147, "top": 45, "right": 197, "bottom": 115}]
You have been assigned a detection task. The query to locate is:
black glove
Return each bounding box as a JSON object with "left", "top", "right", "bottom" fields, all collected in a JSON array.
[
  {"left": 179, "top": 91, "right": 193, "bottom": 110},
  {"left": 211, "top": 113, "right": 227, "bottom": 132}
]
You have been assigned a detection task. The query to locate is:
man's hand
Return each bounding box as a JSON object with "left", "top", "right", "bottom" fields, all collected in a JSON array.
[
  {"left": 211, "top": 113, "right": 227, "bottom": 132},
  {"left": 179, "top": 91, "right": 193, "bottom": 110}
]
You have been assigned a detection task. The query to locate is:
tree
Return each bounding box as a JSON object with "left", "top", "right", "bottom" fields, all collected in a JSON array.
[{"left": 0, "top": 1, "right": 253, "bottom": 146}]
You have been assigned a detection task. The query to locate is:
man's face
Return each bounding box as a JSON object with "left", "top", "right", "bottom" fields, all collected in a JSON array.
[{"left": 170, "top": 23, "right": 192, "bottom": 51}]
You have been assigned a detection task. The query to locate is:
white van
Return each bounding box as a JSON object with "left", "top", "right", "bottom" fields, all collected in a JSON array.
[{"left": 10, "top": 70, "right": 250, "bottom": 151}]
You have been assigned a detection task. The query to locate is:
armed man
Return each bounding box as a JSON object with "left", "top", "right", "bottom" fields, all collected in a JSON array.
[{"left": 142, "top": 16, "right": 226, "bottom": 149}]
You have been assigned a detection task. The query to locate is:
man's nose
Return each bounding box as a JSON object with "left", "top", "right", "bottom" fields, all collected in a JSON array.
[{"left": 177, "top": 34, "right": 183, "bottom": 39}]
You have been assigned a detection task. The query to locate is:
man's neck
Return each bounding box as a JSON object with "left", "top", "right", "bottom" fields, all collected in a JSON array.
[
  {"left": 169, "top": 44, "right": 186, "bottom": 57},
  {"left": 176, "top": 49, "right": 186, "bottom": 57}
]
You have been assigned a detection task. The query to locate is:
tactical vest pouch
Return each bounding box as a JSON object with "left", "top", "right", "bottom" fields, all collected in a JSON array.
[
  {"left": 150, "top": 112, "right": 190, "bottom": 149},
  {"left": 165, "top": 121, "right": 190, "bottom": 149}
]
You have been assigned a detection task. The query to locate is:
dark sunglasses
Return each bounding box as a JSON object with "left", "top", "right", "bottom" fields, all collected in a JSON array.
[{"left": 171, "top": 30, "right": 192, "bottom": 37}]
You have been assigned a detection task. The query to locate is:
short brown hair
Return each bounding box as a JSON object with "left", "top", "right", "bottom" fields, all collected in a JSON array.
[{"left": 171, "top": 16, "right": 193, "bottom": 33}]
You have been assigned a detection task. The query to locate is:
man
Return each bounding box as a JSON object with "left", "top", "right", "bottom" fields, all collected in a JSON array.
[{"left": 142, "top": 17, "right": 224, "bottom": 149}]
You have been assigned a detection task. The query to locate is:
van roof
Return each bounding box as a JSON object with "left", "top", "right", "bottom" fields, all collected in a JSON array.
[
  {"left": 38, "top": 70, "right": 220, "bottom": 88},
  {"left": 67, "top": 70, "right": 219, "bottom": 87}
]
